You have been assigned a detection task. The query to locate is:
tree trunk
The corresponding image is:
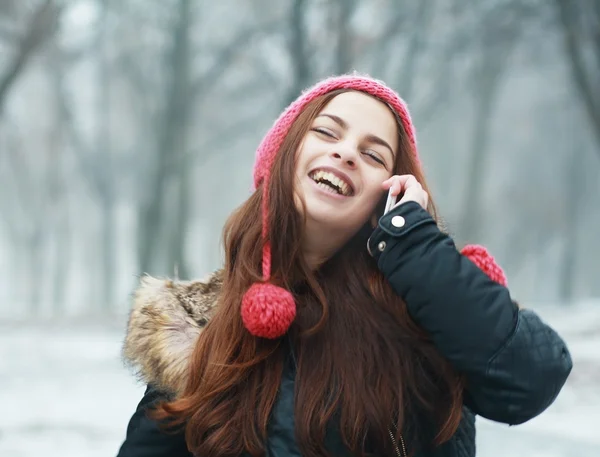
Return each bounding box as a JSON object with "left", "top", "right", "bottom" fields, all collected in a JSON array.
[
  {"left": 27, "top": 229, "right": 44, "bottom": 314},
  {"left": 555, "top": 0, "right": 600, "bottom": 155},
  {"left": 51, "top": 213, "right": 70, "bottom": 314},
  {"left": 48, "top": 27, "right": 68, "bottom": 315},
  {"left": 137, "top": 0, "right": 191, "bottom": 276},
  {"left": 395, "top": 0, "right": 434, "bottom": 99},
  {"left": 100, "top": 195, "right": 116, "bottom": 309},
  {"left": 285, "top": 0, "right": 311, "bottom": 105},
  {"left": 97, "top": 0, "right": 115, "bottom": 310},
  {"left": 458, "top": 66, "right": 502, "bottom": 243},
  {"left": 0, "top": 1, "right": 58, "bottom": 114},
  {"left": 458, "top": 9, "right": 520, "bottom": 243},
  {"left": 168, "top": 163, "right": 192, "bottom": 279},
  {"left": 333, "top": 0, "right": 356, "bottom": 75},
  {"left": 558, "top": 138, "right": 585, "bottom": 301}
]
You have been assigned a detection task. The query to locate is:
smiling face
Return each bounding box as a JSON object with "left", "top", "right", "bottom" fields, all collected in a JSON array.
[{"left": 294, "top": 91, "right": 399, "bottom": 241}]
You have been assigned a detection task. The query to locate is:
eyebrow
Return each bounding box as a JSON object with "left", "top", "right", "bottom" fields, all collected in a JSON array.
[{"left": 317, "top": 113, "right": 395, "bottom": 159}]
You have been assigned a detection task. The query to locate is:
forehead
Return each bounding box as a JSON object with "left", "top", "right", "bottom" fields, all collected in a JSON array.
[{"left": 318, "top": 91, "right": 398, "bottom": 148}]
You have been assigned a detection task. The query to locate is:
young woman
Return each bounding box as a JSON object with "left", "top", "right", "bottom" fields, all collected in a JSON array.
[{"left": 117, "top": 75, "right": 572, "bottom": 457}]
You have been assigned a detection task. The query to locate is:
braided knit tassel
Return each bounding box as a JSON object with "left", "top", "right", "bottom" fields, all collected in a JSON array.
[
  {"left": 460, "top": 244, "right": 508, "bottom": 287},
  {"left": 241, "top": 181, "right": 296, "bottom": 339}
]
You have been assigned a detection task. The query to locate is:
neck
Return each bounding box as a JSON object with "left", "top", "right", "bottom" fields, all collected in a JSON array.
[{"left": 302, "top": 219, "right": 351, "bottom": 270}]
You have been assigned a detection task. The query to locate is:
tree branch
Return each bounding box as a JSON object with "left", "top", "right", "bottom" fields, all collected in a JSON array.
[
  {"left": 0, "top": 24, "right": 18, "bottom": 42},
  {"left": 3, "top": 137, "right": 40, "bottom": 240},
  {"left": 395, "top": 0, "right": 436, "bottom": 99},
  {"left": 370, "top": 1, "right": 411, "bottom": 76},
  {"left": 190, "top": 19, "right": 281, "bottom": 102},
  {"left": 0, "top": 0, "right": 60, "bottom": 114},
  {"left": 53, "top": 62, "right": 104, "bottom": 196},
  {"left": 555, "top": 0, "right": 600, "bottom": 156},
  {"left": 184, "top": 113, "right": 263, "bottom": 169}
]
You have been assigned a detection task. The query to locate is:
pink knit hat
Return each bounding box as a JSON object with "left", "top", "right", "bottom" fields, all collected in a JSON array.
[{"left": 241, "top": 74, "right": 507, "bottom": 339}]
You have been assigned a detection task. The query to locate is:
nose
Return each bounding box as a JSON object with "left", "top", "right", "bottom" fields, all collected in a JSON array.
[{"left": 330, "top": 143, "right": 358, "bottom": 169}]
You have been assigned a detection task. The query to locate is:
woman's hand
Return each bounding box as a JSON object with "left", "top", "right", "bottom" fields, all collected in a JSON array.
[{"left": 382, "top": 175, "right": 429, "bottom": 211}]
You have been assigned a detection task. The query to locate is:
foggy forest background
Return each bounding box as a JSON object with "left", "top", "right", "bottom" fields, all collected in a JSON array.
[{"left": 1, "top": 0, "right": 599, "bottom": 320}]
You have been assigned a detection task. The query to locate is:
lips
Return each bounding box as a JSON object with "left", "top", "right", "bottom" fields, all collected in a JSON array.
[{"left": 308, "top": 167, "right": 355, "bottom": 196}]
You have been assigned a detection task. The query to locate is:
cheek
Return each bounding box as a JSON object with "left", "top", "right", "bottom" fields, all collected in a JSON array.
[
  {"left": 359, "top": 176, "right": 388, "bottom": 215},
  {"left": 295, "top": 137, "right": 312, "bottom": 163},
  {"left": 363, "top": 173, "right": 388, "bottom": 200},
  {"left": 352, "top": 190, "right": 381, "bottom": 223}
]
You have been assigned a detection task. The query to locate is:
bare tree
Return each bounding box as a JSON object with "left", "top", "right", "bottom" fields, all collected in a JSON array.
[
  {"left": 167, "top": 12, "right": 283, "bottom": 278},
  {"left": 368, "top": 0, "right": 448, "bottom": 126},
  {"left": 46, "top": 38, "right": 71, "bottom": 314},
  {"left": 135, "top": 0, "right": 193, "bottom": 276},
  {"left": 559, "top": 138, "right": 587, "bottom": 300},
  {"left": 0, "top": 1, "right": 62, "bottom": 313},
  {"left": 393, "top": 0, "right": 436, "bottom": 101},
  {"left": 53, "top": 0, "right": 120, "bottom": 310},
  {"left": 457, "top": 1, "right": 532, "bottom": 243},
  {"left": 0, "top": 0, "right": 59, "bottom": 115},
  {"left": 88, "top": 0, "right": 118, "bottom": 310},
  {"left": 331, "top": 0, "right": 358, "bottom": 75},
  {"left": 554, "top": 0, "right": 600, "bottom": 298},
  {"left": 370, "top": 1, "right": 410, "bottom": 77},
  {"left": 136, "top": 1, "right": 274, "bottom": 277},
  {"left": 285, "top": 0, "right": 312, "bottom": 104},
  {"left": 160, "top": 0, "right": 194, "bottom": 279},
  {"left": 555, "top": 0, "right": 600, "bottom": 155},
  {"left": 2, "top": 132, "right": 49, "bottom": 312}
]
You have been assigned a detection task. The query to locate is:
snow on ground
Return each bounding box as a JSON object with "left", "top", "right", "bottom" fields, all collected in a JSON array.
[{"left": 0, "top": 303, "right": 598, "bottom": 457}]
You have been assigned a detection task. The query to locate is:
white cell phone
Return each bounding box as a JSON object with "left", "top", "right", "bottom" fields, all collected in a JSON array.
[{"left": 383, "top": 188, "right": 398, "bottom": 216}]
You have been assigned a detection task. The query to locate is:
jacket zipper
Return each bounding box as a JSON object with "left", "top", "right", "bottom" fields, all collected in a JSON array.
[{"left": 388, "top": 428, "right": 408, "bottom": 457}]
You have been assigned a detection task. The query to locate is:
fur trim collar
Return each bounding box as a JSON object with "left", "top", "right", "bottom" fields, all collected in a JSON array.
[{"left": 122, "top": 271, "right": 223, "bottom": 395}]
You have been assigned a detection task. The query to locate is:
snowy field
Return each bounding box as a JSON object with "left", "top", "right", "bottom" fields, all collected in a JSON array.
[{"left": 0, "top": 304, "right": 598, "bottom": 457}]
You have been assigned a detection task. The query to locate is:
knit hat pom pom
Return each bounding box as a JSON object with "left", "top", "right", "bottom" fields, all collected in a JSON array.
[
  {"left": 241, "top": 282, "right": 296, "bottom": 339},
  {"left": 460, "top": 244, "right": 508, "bottom": 287}
]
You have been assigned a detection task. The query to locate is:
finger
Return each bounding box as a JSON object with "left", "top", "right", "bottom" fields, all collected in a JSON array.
[
  {"left": 383, "top": 181, "right": 401, "bottom": 197},
  {"left": 398, "top": 187, "right": 428, "bottom": 208},
  {"left": 402, "top": 175, "right": 421, "bottom": 191},
  {"left": 393, "top": 179, "right": 404, "bottom": 196},
  {"left": 382, "top": 174, "right": 412, "bottom": 190},
  {"left": 390, "top": 177, "right": 420, "bottom": 200},
  {"left": 381, "top": 177, "right": 394, "bottom": 189},
  {"left": 397, "top": 189, "right": 415, "bottom": 205},
  {"left": 381, "top": 177, "right": 399, "bottom": 195}
]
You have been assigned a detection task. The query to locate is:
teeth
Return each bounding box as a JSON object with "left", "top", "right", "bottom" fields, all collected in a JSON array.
[
  {"left": 338, "top": 180, "right": 349, "bottom": 195},
  {"left": 317, "top": 182, "right": 338, "bottom": 194},
  {"left": 310, "top": 170, "right": 351, "bottom": 196}
]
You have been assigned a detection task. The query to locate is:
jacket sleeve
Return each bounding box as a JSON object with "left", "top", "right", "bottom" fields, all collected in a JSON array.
[
  {"left": 116, "top": 385, "right": 192, "bottom": 457},
  {"left": 368, "top": 201, "right": 573, "bottom": 425}
]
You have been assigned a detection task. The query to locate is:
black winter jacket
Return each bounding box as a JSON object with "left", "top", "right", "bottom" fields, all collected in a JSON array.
[{"left": 116, "top": 201, "right": 572, "bottom": 457}]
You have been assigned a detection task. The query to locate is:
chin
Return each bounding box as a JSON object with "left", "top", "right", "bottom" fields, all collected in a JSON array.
[
  {"left": 302, "top": 206, "right": 334, "bottom": 225},
  {"left": 306, "top": 206, "right": 362, "bottom": 233}
]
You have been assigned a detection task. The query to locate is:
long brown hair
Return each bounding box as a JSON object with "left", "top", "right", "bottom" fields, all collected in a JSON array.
[{"left": 152, "top": 90, "right": 464, "bottom": 456}]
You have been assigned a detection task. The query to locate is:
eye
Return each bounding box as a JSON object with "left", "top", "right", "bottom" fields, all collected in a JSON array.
[
  {"left": 312, "top": 127, "right": 336, "bottom": 138},
  {"left": 363, "top": 150, "right": 386, "bottom": 167}
]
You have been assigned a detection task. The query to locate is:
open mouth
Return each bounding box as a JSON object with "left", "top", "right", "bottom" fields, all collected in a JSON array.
[{"left": 309, "top": 169, "right": 353, "bottom": 196}]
